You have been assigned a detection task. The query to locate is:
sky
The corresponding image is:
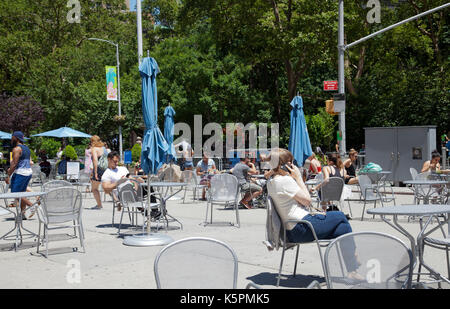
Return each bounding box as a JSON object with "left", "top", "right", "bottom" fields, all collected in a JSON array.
[{"left": 129, "top": 0, "right": 137, "bottom": 11}]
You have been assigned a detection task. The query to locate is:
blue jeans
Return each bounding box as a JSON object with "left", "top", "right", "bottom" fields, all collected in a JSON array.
[{"left": 287, "top": 212, "right": 358, "bottom": 272}]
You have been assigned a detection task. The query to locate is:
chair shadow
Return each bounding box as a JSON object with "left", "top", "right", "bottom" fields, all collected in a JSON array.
[
  {"left": 30, "top": 246, "right": 82, "bottom": 257},
  {"left": 246, "top": 272, "right": 326, "bottom": 288},
  {"left": 0, "top": 241, "right": 38, "bottom": 252}
]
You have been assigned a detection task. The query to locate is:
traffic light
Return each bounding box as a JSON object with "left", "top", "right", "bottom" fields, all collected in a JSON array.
[{"left": 326, "top": 99, "right": 338, "bottom": 115}]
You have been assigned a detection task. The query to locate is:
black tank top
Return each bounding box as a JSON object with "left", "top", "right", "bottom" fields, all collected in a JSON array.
[
  {"left": 345, "top": 163, "right": 356, "bottom": 177},
  {"left": 329, "top": 166, "right": 344, "bottom": 179}
]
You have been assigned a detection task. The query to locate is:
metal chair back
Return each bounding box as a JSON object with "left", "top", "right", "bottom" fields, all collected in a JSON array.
[
  {"left": 209, "top": 174, "right": 239, "bottom": 203},
  {"left": 78, "top": 172, "right": 91, "bottom": 184},
  {"left": 154, "top": 237, "right": 238, "bottom": 289},
  {"left": 39, "top": 187, "right": 82, "bottom": 225},
  {"left": 324, "top": 232, "right": 414, "bottom": 289},
  {"left": 42, "top": 180, "right": 73, "bottom": 192},
  {"left": 118, "top": 182, "right": 139, "bottom": 206},
  {"left": 359, "top": 175, "right": 379, "bottom": 200},
  {"left": 410, "top": 168, "right": 418, "bottom": 180},
  {"left": 320, "top": 177, "right": 344, "bottom": 203},
  {"left": 181, "top": 170, "right": 198, "bottom": 188}
]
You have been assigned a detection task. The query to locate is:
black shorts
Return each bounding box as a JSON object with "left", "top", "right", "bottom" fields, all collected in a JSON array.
[{"left": 91, "top": 167, "right": 105, "bottom": 182}]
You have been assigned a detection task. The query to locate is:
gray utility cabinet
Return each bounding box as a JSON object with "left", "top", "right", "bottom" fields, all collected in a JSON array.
[{"left": 364, "top": 126, "right": 436, "bottom": 184}]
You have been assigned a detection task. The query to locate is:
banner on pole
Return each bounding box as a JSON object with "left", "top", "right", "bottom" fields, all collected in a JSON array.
[{"left": 105, "top": 66, "right": 118, "bottom": 101}]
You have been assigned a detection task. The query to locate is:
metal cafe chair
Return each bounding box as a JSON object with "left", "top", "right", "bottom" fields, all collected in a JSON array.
[
  {"left": 324, "top": 232, "right": 414, "bottom": 289},
  {"left": 154, "top": 237, "right": 238, "bottom": 289}
]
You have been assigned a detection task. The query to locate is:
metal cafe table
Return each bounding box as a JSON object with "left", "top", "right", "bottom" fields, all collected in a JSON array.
[
  {"left": 367, "top": 204, "right": 450, "bottom": 287},
  {"left": 123, "top": 181, "right": 186, "bottom": 247},
  {"left": 0, "top": 191, "right": 47, "bottom": 251},
  {"left": 403, "top": 179, "right": 447, "bottom": 204}
]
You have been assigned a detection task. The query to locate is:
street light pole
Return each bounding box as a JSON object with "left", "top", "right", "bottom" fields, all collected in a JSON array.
[
  {"left": 337, "top": 2, "right": 450, "bottom": 157},
  {"left": 338, "top": 0, "right": 346, "bottom": 156},
  {"left": 87, "top": 38, "right": 123, "bottom": 162}
]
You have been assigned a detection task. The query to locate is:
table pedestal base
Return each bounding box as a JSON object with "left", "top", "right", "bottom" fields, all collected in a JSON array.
[{"left": 123, "top": 233, "right": 173, "bottom": 247}]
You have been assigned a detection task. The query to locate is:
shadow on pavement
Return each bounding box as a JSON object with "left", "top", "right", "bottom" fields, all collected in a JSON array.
[{"left": 246, "top": 272, "right": 325, "bottom": 288}]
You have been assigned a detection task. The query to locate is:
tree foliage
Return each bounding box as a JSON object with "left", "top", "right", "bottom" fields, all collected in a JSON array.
[{"left": 0, "top": 0, "right": 448, "bottom": 154}]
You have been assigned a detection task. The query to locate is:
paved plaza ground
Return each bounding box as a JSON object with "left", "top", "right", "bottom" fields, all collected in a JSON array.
[{"left": 0, "top": 185, "right": 449, "bottom": 289}]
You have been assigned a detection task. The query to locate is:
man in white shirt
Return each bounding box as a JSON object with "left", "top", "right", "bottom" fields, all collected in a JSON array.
[
  {"left": 174, "top": 139, "right": 194, "bottom": 170},
  {"left": 100, "top": 151, "right": 130, "bottom": 210}
]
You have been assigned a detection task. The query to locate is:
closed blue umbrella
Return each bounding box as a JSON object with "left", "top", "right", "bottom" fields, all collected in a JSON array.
[
  {"left": 139, "top": 57, "right": 168, "bottom": 175},
  {"left": 32, "top": 127, "right": 91, "bottom": 138},
  {"left": 288, "top": 95, "right": 312, "bottom": 166},
  {"left": 164, "top": 105, "right": 176, "bottom": 163}
]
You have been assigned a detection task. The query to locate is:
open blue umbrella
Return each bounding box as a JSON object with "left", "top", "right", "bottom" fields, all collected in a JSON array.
[
  {"left": 32, "top": 127, "right": 91, "bottom": 138},
  {"left": 288, "top": 95, "right": 312, "bottom": 166},
  {"left": 139, "top": 57, "right": 168, "bottom": 175},
  {"left": 0, "top": 130, "right": 11, "bottom": 139},
  {"left": 163, "top": 105, "right": 176, "bottom": 163}
]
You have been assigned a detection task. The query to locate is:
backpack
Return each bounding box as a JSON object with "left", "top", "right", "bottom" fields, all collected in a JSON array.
[
  {"left": 98, "top": 154, "right": 108, "bottom": 170},
  {"left": 358, "top": 162, "right": 382, "bottom": 175}
]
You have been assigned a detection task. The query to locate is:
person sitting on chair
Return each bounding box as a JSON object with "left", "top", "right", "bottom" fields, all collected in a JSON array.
[
  {"left": 231, "top": 155, "right": 263, "bottom": 209},
  {"left": 266, "top": 148, "right": 362, "bottom": 280},
  {"left": 196, "top": 153, "right": 217, "bottom": 201},
  {"left": 310, "top": 152, "right": 348, "bottom": 212},
  {"left": 57, "top": 155, "right": 67, "bottom": 176},
  {"left": 39, "top": 155, "right": 51, "bottom": 178},
  {"left": 101, "top": 151, "right": 154, "bottom": 211},
  {"left": 343, "top": 149, "right": 359, "bottom": 185},
  {"left": 421, "top": 150, "right": 441, "bottom": 173}
]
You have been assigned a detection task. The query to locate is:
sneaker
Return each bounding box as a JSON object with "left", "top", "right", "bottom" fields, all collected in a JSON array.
[
  {"left": 90, "top": 205, "right": 103, "bottom": 210},
  {"left": 24, "top": 205, "right": 37, "bottom": 219},
  {"left": 150, "top": 210, "right": 162, "bottom": 220}
]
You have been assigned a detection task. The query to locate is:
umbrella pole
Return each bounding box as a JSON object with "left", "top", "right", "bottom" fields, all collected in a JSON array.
[{"left": 147, "top": 174, "right": 151, "bottom": 234}]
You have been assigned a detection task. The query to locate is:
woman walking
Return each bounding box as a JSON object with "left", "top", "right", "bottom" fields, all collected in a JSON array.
[{"left": 90, "top": 135, "right": 107, "bottom": 210}]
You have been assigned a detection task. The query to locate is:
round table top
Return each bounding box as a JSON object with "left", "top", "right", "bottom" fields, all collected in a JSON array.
[
  {"left": 403, "top": 180, "right": 447, "bottom": 185},
  {"left": 367, "top": 204, "right": 450, "bottom": 216},
  {"left": 360, "top": 170, "right": 392, "bottom": 175},
  {"left": 0, "top": 191, "right": 47, "bottom": 199},
  {"left": 140, "top": 182, "right": 186, "bottom": 187},
  {"left": 251, "top": 174, "right": 267, "bottom": 179}
]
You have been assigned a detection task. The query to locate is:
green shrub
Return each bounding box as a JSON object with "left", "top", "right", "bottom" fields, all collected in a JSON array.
[
  {"left": 73, "top": 145, "right": 88, "bottom": 157},
  {"left": 63, "top": 145, "right": 78, "bottom": 161},
  {"left": 39, "top": 138, "right": 62, "bottom": 159},
  {"left": 131, "top": 143, "right": 142, "bottom": 162},
  {"left": 30, "top": 148, "right": 37, "bottom": 163}
]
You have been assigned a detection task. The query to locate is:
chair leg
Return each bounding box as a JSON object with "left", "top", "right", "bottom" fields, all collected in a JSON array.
[
  {"left": 118, "top": 207, "right": 125, "bottom": 234},
  {"left": 36, "top": 222, "right": 41, "bottom": 254},
  {"left": 112, "top": 204, "right": 115, "bottom": 226},
  {"left": 204, "top": 202, "right": 210, "bottom": 224},
  {"left": 277, "top": 248, "right": 286, "bottom": 287},
  {"left": 73, "top": 220, "right": 77, "bottom": 237},
  {"left": 373, "top": 200, "right": 377, "bottom": 219},
  {"left": 45, "top": 226, "right": 49, "bottom": 258},
  {"left": 446, "top": 247, "right": 450, "bottom": 280},
  {"left": 293, "top": 245, "right": 300, "bottom": 277},
  {"left": 347, "top": 200, "right": 353, "bottom": 217},
  {"left": 235, "top": 200, "right": 240, "bottom": 228},
  {"left": 361, "top": 201, "right": 367, "bottom": 221},
  {"left": 78, "top": 222, "right": 85, "bottom": 253}
]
